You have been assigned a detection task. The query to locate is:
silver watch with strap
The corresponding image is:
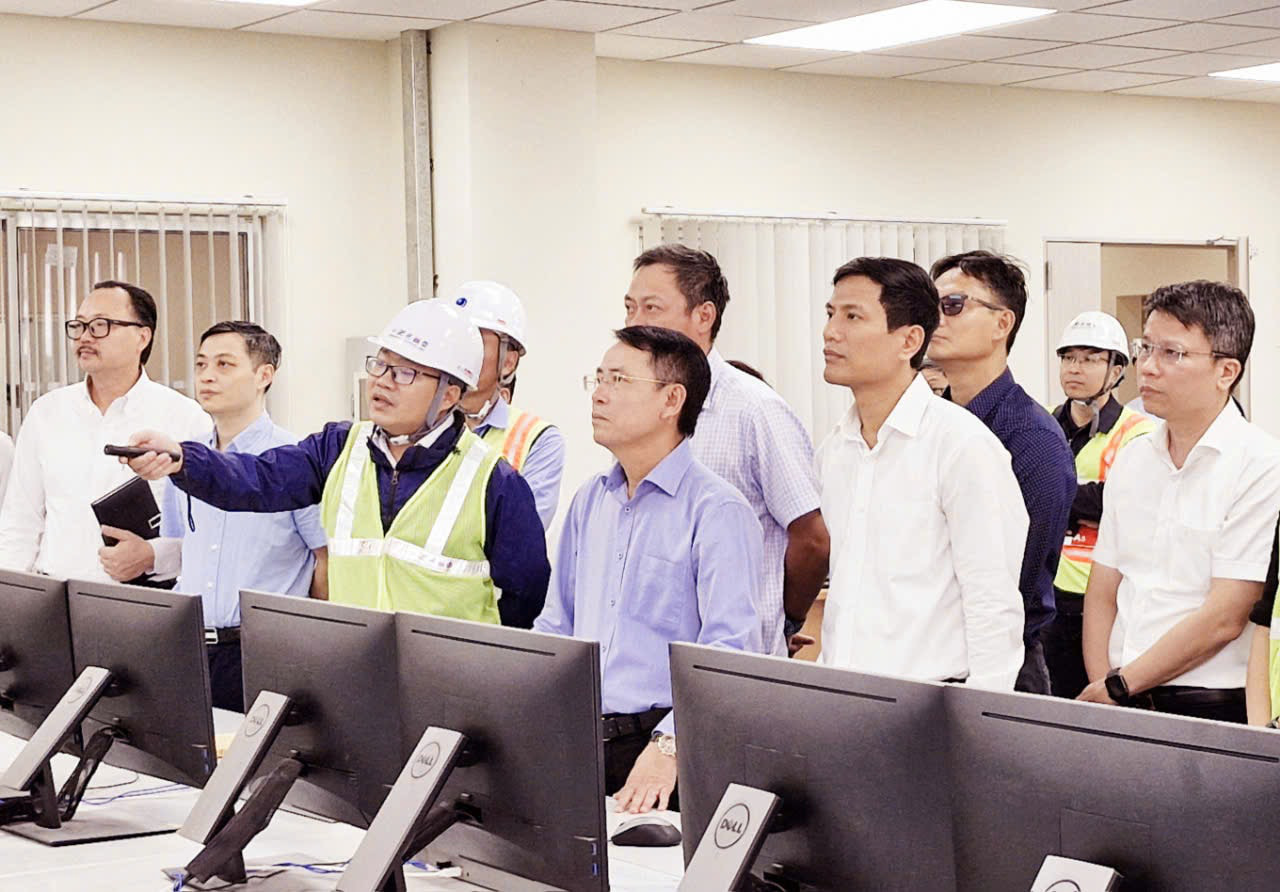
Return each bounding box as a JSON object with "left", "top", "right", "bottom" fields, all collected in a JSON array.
[{"left": 651, "top": 732, "right": 677, "bottom": 757}]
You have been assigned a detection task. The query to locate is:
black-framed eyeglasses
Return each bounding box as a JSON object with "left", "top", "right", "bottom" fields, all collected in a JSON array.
[
  {"left": 365, "top": 355, "right": 439, "bottom": 387},
  {"left": 64, "top": 318, "right": 146, "bottom": 340},
  {"left": 939, "top": 294, "right": 1006, "bottom": 317}
]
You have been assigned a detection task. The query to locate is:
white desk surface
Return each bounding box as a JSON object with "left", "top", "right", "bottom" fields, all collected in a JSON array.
[{"left": 0, "top": 720, "right": 685, "bottom": 892}]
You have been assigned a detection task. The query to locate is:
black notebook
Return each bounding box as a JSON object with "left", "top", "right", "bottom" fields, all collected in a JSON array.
[{"left": 90, "top": 476, "right": 172, "bottom": 588}]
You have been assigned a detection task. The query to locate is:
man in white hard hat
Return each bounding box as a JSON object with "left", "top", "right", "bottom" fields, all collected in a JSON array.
[
  {"left": 120, "top": 300, "right": 550, "bottom": 626},
  {"left": 1045, "top": 312, "right": 1154, "bottom": 699},
  {"left": 450, "top": 281, "right": 565, "bottom": 530}
]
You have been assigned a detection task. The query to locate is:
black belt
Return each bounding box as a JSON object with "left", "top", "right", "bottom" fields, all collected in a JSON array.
[
  {"left": 204, "top": 627, "right": 241, "bottom": 646},
  {"left": 1140, "top": 685, "right": 1244, "bottom": 710},
  {"left": 601, "top": 707, "right": 668, "bottom": 742}
]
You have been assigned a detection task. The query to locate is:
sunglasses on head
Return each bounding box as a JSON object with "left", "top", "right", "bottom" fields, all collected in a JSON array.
[{"left": 939, "top": 294, "right": 1005, "bottom": 317}]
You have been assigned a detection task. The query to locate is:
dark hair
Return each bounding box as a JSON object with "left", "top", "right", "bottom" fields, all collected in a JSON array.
[
  {"left": 727, "top": 359, "right": 769, "bottom": 386},
  {"left": 199, "top": 321, "right": 282, "bottom": 393},
  {"left": 929, "top": 251, "right": 1029, "bottom": 351},
  {"left": 1144, "top": 280, "right": 1254, "bottom": 390},
  {"left": 633, "top": 244, "right": 731, "bottom": 341},
  {"left": 613, "top": 325, "right": 711, "bottom": 437},
  {"left": 92, "top": 280, "right": 157, "bottom": 365},
  {"left": 833, "top": 257, "right": 940, "bottom": 370}
]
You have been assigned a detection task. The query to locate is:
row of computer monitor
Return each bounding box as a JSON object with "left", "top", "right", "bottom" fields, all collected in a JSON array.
[{"left": 2, "top": 567, "right": 1280, "bottom": 891}]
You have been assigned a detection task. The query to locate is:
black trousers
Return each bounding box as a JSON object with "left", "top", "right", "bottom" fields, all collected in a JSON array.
[
  {"left": 1043, "top": 591, "right": 1089, "bottom": 700},
  {"left": 207, "top": 641, "right": 245, "bottom": 713},
  {"left": 1144, "top": 686, "right": 1247, "bottom": 724},
  {"left": 603, "top": 708, "right": 678, "bottom": 811},
  {"left": 1014, "top": 638, "right": 1051, "bottom": 695}
]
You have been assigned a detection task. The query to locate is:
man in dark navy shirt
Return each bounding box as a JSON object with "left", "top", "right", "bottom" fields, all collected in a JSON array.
[
  {"left": 121, "top": 300, "right": 549, "bottom": 628},
  {"left": 929, "top": 250, "right": 1076, "bottom": 695}
]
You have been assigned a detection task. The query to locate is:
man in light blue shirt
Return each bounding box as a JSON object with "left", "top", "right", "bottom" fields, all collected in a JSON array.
[
  {"left": 132, "top": 322, "right": 326, "bottom": 711},
  {"left": 535, "top": 325, "right": 763, "bottom": 815}
]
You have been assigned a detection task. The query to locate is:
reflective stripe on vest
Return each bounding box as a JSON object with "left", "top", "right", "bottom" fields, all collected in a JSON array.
[
  {"left": 1055, "top": 409, "right": 1153, "bottom": 594},
  {"left": 482, "top": 406, "right": 551, "bottom": 472},
  {"left": 1270, "top": 595, "right": 1280, "bottom": 722},
  {"left": 320, "top": 423, "right": 500, "bottom": 620}
]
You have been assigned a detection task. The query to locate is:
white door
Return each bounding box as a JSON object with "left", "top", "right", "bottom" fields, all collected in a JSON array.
[{"left": 1044, "top": 241, "right": 1102, "bottom": 408}]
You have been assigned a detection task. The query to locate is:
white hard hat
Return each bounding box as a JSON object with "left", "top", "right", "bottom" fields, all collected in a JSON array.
[
  {"left": 1057, "top": 311, "right": 1129, "bottom": 362},
  {"left": 449, "top": 281, "right": 528, "bottom": 353},
  {"left": 368, "top": 300, "right": 483, "bottom": 390}
]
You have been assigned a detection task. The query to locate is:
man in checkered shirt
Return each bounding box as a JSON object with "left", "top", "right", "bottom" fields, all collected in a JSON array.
[{"left": 623, "top": 244, "right": 830, "bottom": 655}]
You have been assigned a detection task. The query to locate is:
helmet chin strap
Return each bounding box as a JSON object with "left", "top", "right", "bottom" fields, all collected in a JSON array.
[
  {"left": 463, "top": 335, "right": 515, "bottom": 424},
  {"left": 385, "top": 374, "right": 460, "bottom": 447},
  {"left": 1069, "top": 356, "right": 1125, "bottom": 439}
]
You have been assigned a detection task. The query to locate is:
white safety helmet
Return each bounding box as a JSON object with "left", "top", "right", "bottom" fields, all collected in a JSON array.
[
  {"left": 368, "top": 300, "right": 483, "bottom": 391},
  {"left": 450, "top": 281, "right": 528, "bottom": 354},
  {"left": 1056, "top": 311, "right": 1130, "bottom": 363}
]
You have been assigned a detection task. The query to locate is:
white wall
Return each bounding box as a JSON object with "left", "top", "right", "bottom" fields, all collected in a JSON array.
[
  {"left": 0, "top": 13, "right": 406, "bottom": 435},
  {"left": 594, "top": 58, "right": 1280, "bottom": 435}
]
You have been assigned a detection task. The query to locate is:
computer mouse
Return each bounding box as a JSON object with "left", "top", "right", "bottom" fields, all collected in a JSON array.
[{"left": 610, "top": 814, "right": 683, "bottom": 847}]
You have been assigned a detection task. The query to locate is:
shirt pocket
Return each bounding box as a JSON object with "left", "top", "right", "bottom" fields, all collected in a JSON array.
[
  {"left": 1163, "top": 519, "right": 1218, "bottom": 600},
  {"left": 623, "top": 553, "right": 694, "bottom": 638}
]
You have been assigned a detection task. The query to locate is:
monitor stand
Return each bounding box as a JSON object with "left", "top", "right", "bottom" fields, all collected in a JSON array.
[
  {"left": 678, "top": 783, "right": 781, "bottom": 892},
  {"left": 0, "top": 666, "right": 173, "bottom": 845}
]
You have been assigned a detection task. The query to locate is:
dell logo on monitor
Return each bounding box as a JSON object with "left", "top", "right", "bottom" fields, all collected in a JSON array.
[
  {"left": 411, "top": 741, "right": 442, "bottom": 778},
  {"left": 714, "top": 803, "right": 751, "bottom": 849},
  {"left": 244, "top": 703, "right": 271, "bottom": 738}
]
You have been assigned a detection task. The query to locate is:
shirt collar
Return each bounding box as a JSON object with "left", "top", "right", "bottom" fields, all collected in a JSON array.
[
  {"left": 838, "top": 374, "right": 933, "bottom": 442},
  {"left": 603, "top": 438, "right": 695, "bottom": 498},
  {"left": 1150, "top": 400, "right": 1243, "bottom": 466},
  {"left": 208, "top": 411, "right": 274, "bottom": 453},
  {"left": 705, "top": 348, "right": 728, "bottom": 406},
  {"left": 959, "top": 367, "right": 1016, "bottom": 422},
  {"left": 476, "top": 396, "right": 511, "bottom": 433},
  {"left": 78, "top": 368, "right": 152, "bottom": 411}
]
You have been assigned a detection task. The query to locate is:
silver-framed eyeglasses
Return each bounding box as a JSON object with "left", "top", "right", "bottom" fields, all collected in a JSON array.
[
  {"left": 582, "top": 371, "right": 676, "bottom": 393},
  {"left": 1130, "top": 339, "right": 1230, "bottom": 367}
]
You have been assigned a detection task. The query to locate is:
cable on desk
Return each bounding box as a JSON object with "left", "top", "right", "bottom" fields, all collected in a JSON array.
[
  {"left": 82, "top": 783, "right": 185, "bottom": 806},
  {"left": 86, "top": 769, "right": 140, "bottom": 791}
]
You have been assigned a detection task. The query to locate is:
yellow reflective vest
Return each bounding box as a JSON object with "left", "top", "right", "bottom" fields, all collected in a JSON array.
[{"left": 480, "top": 405, "right": 552, "bottom": 473}]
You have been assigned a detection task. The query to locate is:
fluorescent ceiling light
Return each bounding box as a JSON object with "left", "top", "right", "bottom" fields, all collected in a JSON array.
[
  {"left": 747, "top": 0, "right": 1055, "bottom": 53},
  {"left": 1210, "top": 62, "right": 1280, "bottom": 83}
]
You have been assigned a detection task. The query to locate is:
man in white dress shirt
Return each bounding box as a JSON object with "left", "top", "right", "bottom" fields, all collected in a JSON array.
[
  {"left": 1080, "top": 280, "right": 1280, "bottom": 723},
  {"left": 0, "top": 280, "right": 210, "bottom": 582},
  {"left": 816, "top": 257, "right": 1026, "bottom": 689}
]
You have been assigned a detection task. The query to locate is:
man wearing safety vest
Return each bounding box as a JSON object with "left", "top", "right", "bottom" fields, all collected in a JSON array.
[
  {"left": 120, "top": 300, "right": 551, "bottom": 627},
  {"left": 1246, "top": 531, "right": 1280, "bottom": 726},
  {"left": 451, "top": 281, "right": 565, "bottom": 530},
  {"left": 1044, "top": 311, "right": 1154, "bottom": 699}
]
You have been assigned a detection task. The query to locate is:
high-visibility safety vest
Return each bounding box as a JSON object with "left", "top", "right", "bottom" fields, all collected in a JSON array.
[
  {"left": 1054, "top": 407, "right": 1155, "bottom": 595},
  {"left": 319, "top": 422, "right": 502, "bottom": 622},
  {"left": 481, "top": 405, "right": 551, "bottom": 473},
  {"left": 1269, "top": 594, "right": 1280, "bottom": 721}
]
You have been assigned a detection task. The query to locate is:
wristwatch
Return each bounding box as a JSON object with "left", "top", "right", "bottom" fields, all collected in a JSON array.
[
  {"left": 1104, "top": 668, "right": 1132, "bottom": 705},
  {"left": 651, "top": 732, "right": 677, "bottom": 758}
]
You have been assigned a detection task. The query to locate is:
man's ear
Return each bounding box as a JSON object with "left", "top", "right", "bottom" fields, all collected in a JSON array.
[{"left": 663, "top": 383, "right": 687, "bottom": 426}]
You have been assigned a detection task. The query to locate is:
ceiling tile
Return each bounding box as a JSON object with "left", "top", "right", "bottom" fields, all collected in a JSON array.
[
  {"left": 869, "top": 35, "right": 1066, "bottom": 61},
  {"left": 1003, "top": 43, "right": 1179, "bottom": 67},
  {"left": 0, "top": 0, "right": 99, "bottom": 15},
  {"left": 583, "top": 0, "right": 702, "bottom": 7},
  {"left": 77, "top": 0, "right": 295, "bottom": 30},
  {"left": 662, "top": 42, "right": 847, "bottom": 67},
  {"left": 968, "top": 0, "right": 1101, "bottom": 8},
  {"left": 984, "top": 12, "right": 1172, "bottom": 42},
  {"left": 1101, "top": 21, "right": 1277, "bottom": 50},
  {"left": 1211, "top": 8, "right": 1280, "bottom": 28},
  {"left": 1221, "top": 85, "right": 1280, "bottom": 101},
  {"left": 1085, "top": 0, "right": 1273, "bottom": 21},
  {"left": 476, "top": 0, "right": 670, "bottom": 33},
  {"left": 901, "top": 61, "right": 1079, "bottom": 84},
  {"left": 1214, "top": 34, "right": 1280, "bottom": 55},
  {"left": 595, "top": 32, "right": 720, "bottom": 59},
  {"left": 244, "top": 9, "right": 448, "bottom": 38},
  {"left": 615, "top": 11, "right": 812, "bottom": 42},
  {"left": 1018, "top": 69, "right": 1183, "bottom": 91},
  {"left": 313, "top": 0, "right": 517, "bottom": 18},
  {"left": 1114, "top": 75, "right": 1273, "bottom": 97},
  {"left": 782, "top": 53, "right": 963, "bottom": 78},
  {"left": 1112, "top": 51, "right": 1278, "bottom": 75}
]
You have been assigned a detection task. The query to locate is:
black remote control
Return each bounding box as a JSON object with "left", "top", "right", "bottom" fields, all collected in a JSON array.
[{"left": 104, "top": 444, "right": 182, "bottom": 463}]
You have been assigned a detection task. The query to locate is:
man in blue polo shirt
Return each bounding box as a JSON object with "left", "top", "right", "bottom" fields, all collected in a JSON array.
[
  {"left": 102, "top": 322, "right": 327, "bottom": 711},
  {"left": 928, "top": 251, "right": 1076, "bottom": 695}
]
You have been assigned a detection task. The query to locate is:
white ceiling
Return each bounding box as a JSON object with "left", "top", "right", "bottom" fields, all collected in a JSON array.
[{"left": 7, "top": 0, "right": 1280, "bottom": 102}]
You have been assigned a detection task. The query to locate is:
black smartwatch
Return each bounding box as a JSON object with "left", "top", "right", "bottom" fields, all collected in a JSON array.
[
  {"left": 783, "top": 615, "right": 805, "bottom": 640},
  {"left": 1104, "top": 668, "right": 1131, "bottom": 705}
]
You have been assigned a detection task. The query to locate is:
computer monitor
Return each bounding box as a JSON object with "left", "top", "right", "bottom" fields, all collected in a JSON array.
[
  {"left": 1, "top": 579, "right": 216, "bottom": 845},
  {"left": 176, "top": 590, "right": 401, "bottom": 887},
  {"left": 0, "top": 571, "right": 76, "bottom": 746},
  {"left": 670, "top": 643, "right": 955, "bottom": 891},
  {"left": 946, "top": 684, "right": 1280, "bottom": 891},
  {"left": 336, "top": 613, "right": 608, "bottom": 892}
]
